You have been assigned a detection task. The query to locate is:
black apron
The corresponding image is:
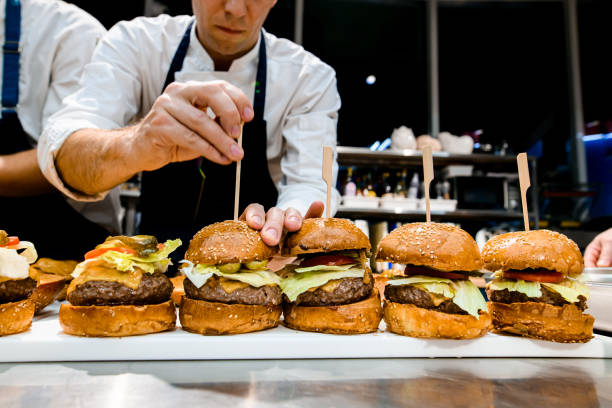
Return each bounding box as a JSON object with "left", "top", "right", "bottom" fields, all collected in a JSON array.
[
  {"left": 139, "top": 21, "right": 278, "bottom": 257},
  {"left": 0, "top": 0, "right": 109, "bottom": 259}
]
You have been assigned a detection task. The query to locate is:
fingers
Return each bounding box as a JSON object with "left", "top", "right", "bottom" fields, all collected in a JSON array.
[
  {"left": 283, "top": 208, "right": 303, "bottom": 232},
  {"left": 304, "top": 201, "right": 325, "bottom": 219},
  {"left": 584, "top": 241, "right": 600, "bottom": 268},
  {"left": 240, "top": 203, "right": 265, "bottom": 230},
  {"left": 260, "top": 207, "right": 285, "bottom": 246},
  {"left": 597, "top": 239, "right": 612, "bottom": 267},
  {"left": 164, "top": 98, "right": 244, "bottom": 161}
]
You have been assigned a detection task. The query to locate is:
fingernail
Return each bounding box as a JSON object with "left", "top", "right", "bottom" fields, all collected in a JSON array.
[
  {"left": 252, "top": 215, "right": 262, "bottom": 226},
  {"left": 244, "top": 107, "right": 254, "bottom": 120},
  {"left": 230, "top": 144, "right": 243, "bottom": 159},
  {"left": 232, "top": 125, "right": 241, "bottom": 138},
  {"left": 288, "top": 216, "right": 299, "bottom": 224},
  {"left": 265, "top": 228, "right": 278, "bottom": 241}
]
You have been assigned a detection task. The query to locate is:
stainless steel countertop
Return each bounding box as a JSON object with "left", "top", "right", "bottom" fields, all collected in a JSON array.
[{"left": 1, "top": 358, "right": 610, "bottom": 407}]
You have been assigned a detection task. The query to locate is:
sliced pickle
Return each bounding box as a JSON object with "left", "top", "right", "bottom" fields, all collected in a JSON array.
[
  {"left": 245, "top": 260, "right": 268, "bottom": 270},
  {"left": 0, "top": 230, "right": 7, "bottom": 245},
  {"left": 103, "top": 235, "right": 159, "bottom": 256},
  {"left": 217, "top": 263, "right": 241, "bottom": 273}
]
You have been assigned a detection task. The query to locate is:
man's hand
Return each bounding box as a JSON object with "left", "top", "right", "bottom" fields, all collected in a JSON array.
[
  {"left": 133, "top": 80, "right": 254, "bottom": 172},
  {"left": 240, "top": 201, "right": 325, "bottom": 246},
  {"left": 585, "top": 228, "right": 612, "bottom": 268}
]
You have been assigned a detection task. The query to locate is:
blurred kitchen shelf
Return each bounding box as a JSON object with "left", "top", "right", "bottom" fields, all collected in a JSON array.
[
  {"left": 336, "top": 207, "right": 533, "bottom": 222},
  {"left": 337, "top": 146, "right": 536, "bottom": 169}
]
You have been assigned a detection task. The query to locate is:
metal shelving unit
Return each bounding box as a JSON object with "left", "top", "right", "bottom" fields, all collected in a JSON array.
[{"left": 336, "top": 147, "right": 540, "bottom": 227}]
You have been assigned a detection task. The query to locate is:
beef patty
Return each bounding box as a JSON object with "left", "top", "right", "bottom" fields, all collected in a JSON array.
[
  {"left": 488, "top": 286, "right": 587, "bottom": 311},
  {"left": 288, "top": 275, "right": 373, "bottom": 306},
  {"left": 67, "top": 272, "right": 172, "bottom": 306},
  {"left": 0, "top": 278, "right": 36, "bottom": 303},
  {"left": 184, "top": 275, "right": 282, "bottom": 306},
  {"left": 385, "top": 284, "right": 467, "bottom": 315}
]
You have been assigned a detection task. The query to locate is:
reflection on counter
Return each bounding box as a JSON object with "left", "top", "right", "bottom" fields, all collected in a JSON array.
[{"left": 0, "top": 359, "right": 608, "bottom": 407}]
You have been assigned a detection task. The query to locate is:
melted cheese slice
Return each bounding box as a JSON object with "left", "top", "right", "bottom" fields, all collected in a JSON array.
[
  {"left": 67, "top": 265, "right": 143, "bottom": 295},
  {"left": 218, "top": 277, "right": 250, "bottom": 293}
]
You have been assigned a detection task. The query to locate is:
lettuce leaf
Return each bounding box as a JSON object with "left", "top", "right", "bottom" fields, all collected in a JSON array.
[
  {"left": 180, "top": 261, "right": 281, "bottom": 289},
  {"left": 72, "top": 239, "right": 182, "bottom": 277},
  {"left": 386, "top": 275, "right": 487, "bottom": 318},
  {"left": 488, "top": 277, "right": 590, "bottom": 303},
  {"left": 450, "top": 280, "right": 488, "bottom": 318},
  {"left": 280, "top": 268, "right": 365, "bottom": 302},
  {"left": 488, "top": 278, "right": 542, "bottom": 298},
  {"left": 294, "top": 263, "right": 357, "bottom": 273}
]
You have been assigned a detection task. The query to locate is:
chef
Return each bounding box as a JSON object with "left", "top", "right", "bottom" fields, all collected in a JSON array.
[
  {"left": 39, "top": 0, "right": 341, "bottom": 249},
  {"left": 0, "top": 0, "right": 119, "bottom": 259}
]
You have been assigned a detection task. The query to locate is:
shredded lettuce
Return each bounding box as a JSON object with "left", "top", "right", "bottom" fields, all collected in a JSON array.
[
  {"left": 294, "top": 263, "right": 357, "bottom": 273},
  {"left": 280, "top": 268, "right": 365, "bottom": 302},
  {"left": 72, "top": 239, "right": 182, "bottom": 277},
  {"left": 180, "top": 261, "right": 281, "bottom": 289},
  {"left": 488, "top": 278, "right": 543, "bottom": 298},
  {"left": 387, "top": 275, "right": 487, "bottom": 318},
  {"left": 488, "top": 277, "right": 590, "bottom": 303},
  {"left": 450, "top": 280, "right": 488, "bottom": 318}
]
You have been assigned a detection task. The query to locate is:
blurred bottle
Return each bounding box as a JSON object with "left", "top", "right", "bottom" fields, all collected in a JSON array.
[
  {"left": 343, "top": 167, "right": 357, "bottom": 196},
  {"left": 394, "top": 169, "right": 408, "bottom": 198},
  {"left": 363, "top": 173, "right": 377, "bottom": 197},
  {"left": 381, "top": 172, "right": 394, "bottom": 198},
  {"left": 442, "top": 180, "right": 451, "bottom": 200},
  {"left": 407, "top": 173, "right": 419, "bottom": 199}
]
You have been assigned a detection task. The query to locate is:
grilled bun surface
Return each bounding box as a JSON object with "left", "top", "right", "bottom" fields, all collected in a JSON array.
[{"left": 283, "top": 218, "right": 371, "bottom": 256}]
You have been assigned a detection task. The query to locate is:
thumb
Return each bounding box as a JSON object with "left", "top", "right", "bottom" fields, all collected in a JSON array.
[{"left": 597, "top": 242, "right": 612, "bottom": 267}]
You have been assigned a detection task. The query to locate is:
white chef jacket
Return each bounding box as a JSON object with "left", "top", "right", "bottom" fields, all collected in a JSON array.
[
  {"left": 0, "top": 0, "right": 122, "bottom": 233},
  {"left": 39, "top": 14, "right": 341, "bottom": 218}
]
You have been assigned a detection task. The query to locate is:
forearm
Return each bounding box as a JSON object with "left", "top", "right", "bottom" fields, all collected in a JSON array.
[
  {"left": 56, "top": 127, "right": 138, "bottom": 195},
  {"left": 0, "top": 149, "right": 54, "bottom": 196}
]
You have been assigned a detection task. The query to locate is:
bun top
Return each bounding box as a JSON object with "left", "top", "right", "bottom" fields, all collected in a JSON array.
[
  {"left": 283, "top": 218, "right": 371, "bottom": 256},
  {"left": 375, "top": 222, "right": 482, "bottom": 272},
  {"left": 481, "top": 229, "right": 583, "bottom": 276},
  {"left": 185, "top": 220, "right": 276, "bottom": 265}
]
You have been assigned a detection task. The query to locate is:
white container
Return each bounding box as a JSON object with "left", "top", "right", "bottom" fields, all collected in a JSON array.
[
  {"left": 379, "top": 196, "right": 419, "bottom": 211},
  {"left": 584, "top": 267, "right": 612, "bottom": 332},
  {"left": 422, "top": 198, "right": 458, "bottom": 212},
  {"left": 340, "top": 196, "right": 380, "bottom": 209}
]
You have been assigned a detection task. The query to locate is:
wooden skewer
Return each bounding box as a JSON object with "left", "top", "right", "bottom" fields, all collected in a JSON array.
[
  {"left": 517, "top": 152, "right": 531, "bottom": 231},
  {"left": 422, "top": 145, "right": 434, "bottom": 223},
  {"left": 322, "top": 146, "right": 333, "bottom": 218},
  {"left": 233, "top": 124, "right": 244, "bottom": 221}
]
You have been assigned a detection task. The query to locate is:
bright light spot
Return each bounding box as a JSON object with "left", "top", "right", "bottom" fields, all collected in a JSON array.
[{"left": 366, "top": 75, "right": 376, "bottom": 85}]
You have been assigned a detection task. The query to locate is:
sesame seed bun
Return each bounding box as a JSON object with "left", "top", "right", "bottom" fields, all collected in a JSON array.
[
  {"left": 375, "top": 222, "right": 483, "bottom": 272},
  {"left": 282, "top": 218, "right": 371, "bottom": 256},
  {"left": 0, "top": 299, "right": 34, "bottom": 336},
  {"left": 185, "top": 220, "right": 277, "bottom": 265},
  {"left": 481, "top": 230, "right": 583, "bottom": 276}
]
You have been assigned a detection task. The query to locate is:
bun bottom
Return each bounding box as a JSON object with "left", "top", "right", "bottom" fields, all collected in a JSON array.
[
  {"left": 30, "top": 273, "right": 66, "bottom": 314},
  {"left": 59, "top": 300, "right": 176, "bottom": 337},
  {"left": 179, "top": 297, "right": 281, "bottom": 335},
  {"left": 383, "top": 300, "right": 491, "bottom": 339},
  {"left": 488, "top": 301, "right": 594, "bottom": 343},
  {"left": 0, "top": 299, "right": 35, "bottom": 336},
  {"left": 283, "top": 290, "right": 383, "bottom": 334}
]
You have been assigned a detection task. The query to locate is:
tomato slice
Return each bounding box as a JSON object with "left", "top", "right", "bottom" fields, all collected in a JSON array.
[
  {"left": 404, "top": 264, "right": 468, "bottom": 280},
  {"left": 0, "top": 236, "right": 20, "bottom": 247},
  {"left": 85, "top": 246, "right": 137, "bottom": 260},
  {"left": 300, "top": 255, "right": 356, "bottom": 267},
  {"left": 503, "top": 269, "right": 563, "bottom": 283}
]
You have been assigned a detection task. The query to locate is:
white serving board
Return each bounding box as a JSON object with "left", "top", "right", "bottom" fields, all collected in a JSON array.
[{"left": 1, "top": 302, "right": 611, "bottom": 362}]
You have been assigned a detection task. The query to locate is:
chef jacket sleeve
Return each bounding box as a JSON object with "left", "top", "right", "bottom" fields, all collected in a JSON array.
[{"left": 275, "top": 63, "right": 341, "bottom": 217}]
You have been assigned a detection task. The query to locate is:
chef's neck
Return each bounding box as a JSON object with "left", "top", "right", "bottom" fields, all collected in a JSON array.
[{"left": 196, "top": 28, "right": 258, "bottom": 72}]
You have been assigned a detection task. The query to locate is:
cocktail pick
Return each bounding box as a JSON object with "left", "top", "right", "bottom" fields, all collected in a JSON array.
[{"left": 517, "top": 152, "right": 531, "bottom": 231}]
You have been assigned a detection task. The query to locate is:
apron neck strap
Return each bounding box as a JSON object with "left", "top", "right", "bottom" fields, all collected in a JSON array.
[{"left": 2, "top": 0, "right": 21, "bottom": 114}]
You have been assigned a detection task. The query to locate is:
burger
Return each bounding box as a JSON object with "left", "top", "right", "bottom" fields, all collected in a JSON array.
[
  {"left": 375, "top": 222, "right": 490, "bottom": 339},
  {"left": 0, "top": 230, "right": 38, "bottom": 336},
  {"left": 59, "top": 235, "right": 181, "bottom": 337},
  {"left": 280, "top": 218, "right": 382, "bottom": 334},
  {"left": 179, "top": 220, "right": 282, "bottom": 335},
  {"left": 482, "top": 229, "right": 593, "bottom": 343}
]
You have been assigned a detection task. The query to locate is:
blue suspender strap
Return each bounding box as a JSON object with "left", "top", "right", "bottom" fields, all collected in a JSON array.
[{"left": 2, "top": 0, "right": 21, "bottom": 116}]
